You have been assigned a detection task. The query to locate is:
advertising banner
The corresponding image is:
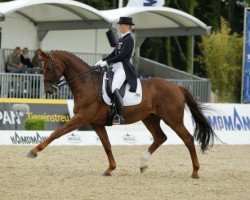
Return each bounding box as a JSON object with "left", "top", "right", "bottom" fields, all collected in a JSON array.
[
  {"left": 0, "top": 98, "right": 70, "bottom": 130},
  {"left": 0, "top": 102, "right": 249, "bottom": 145},
  {"left": 0, "top": 128, "right": 180, "bottom": 146},
  {"left": 242, "top": 8, "right": 250, "bottom": 103}
]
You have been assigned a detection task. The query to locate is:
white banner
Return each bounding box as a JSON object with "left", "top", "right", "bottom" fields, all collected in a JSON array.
[
  {"left": 126, "top": 0, "right": 164, "bottom": 7},
  {"left": 0, "top": 128, "right": 181, "bottom": 146}
]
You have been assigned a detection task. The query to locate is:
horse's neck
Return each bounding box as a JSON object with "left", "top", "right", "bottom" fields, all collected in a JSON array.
[
  {"left": 64, "top": 65, "right": 90, "bottom": 80},
  {"left": 62, "top": 55, "right": 90, "bottom": 81},
  {"left": 62, "top": 58, "right": 95, "bottom": 98}
]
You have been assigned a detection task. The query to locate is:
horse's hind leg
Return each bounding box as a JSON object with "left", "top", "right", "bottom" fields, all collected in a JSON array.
[
  {"left": 140, "top": 114, "right": 167, "bottom": 173},
  {"left": 164, "top": 119, "right": 200, "bottom": 179},
  {"left": 92, "top": 125, "right": 116, "bottom": 176}
]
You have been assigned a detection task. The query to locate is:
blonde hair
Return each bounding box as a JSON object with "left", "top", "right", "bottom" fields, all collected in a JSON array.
[
  {"left": 130, "top": 25, "right": 135, "bottom": 32},
  {"left": 22, "top": 47, "right": 28, "bottom": 52}
]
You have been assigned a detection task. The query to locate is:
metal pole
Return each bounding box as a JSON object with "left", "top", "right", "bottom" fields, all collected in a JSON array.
[
  {"left": 133, "top": 37, "right": 145, "bottom": 76},
  {"left": 191, "top": 36, "right": 194, "bottom": 75},
  {"left": 118, "top": 0, "right": 123, "bottom": 8},
  {"left": 95, "top": 29, "right": 98, "bottom": 62},
  {"left": 15, "top": 111, "right": 19, "bottom": 130},
  {"left": 241, "top": 7, "right": 248, "bottom": 103}
]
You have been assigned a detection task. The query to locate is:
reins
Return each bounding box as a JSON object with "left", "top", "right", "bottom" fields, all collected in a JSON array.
[
  {"left": 57, "top": 69, "right": 96, "bottom": 88},
  {"left": 44, "top": 52, "right": 103, "bottom": 89}
]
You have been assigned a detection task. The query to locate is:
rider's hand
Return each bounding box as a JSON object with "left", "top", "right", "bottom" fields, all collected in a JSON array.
[
  {"left": 99, "top": 61, "right": 108, "bottom": 67},
  {"left": 94, "top": 60, "right": 103, "bottom": 66}
]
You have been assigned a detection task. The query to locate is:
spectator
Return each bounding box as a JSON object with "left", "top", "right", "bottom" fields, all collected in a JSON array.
[
  {"left": 7, "top": 47, "right": 26, "bottom": 73},
  {"left": 32, "top": 48, "right": 43, "bottom": 74},
  {"left": 20, "top": 47, "right": 33, "bottom": 73}
]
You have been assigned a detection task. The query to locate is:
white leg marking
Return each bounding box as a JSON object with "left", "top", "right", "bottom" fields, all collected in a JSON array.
[{"left": 140, "top": 150, "right": 150, "bottom": 168}]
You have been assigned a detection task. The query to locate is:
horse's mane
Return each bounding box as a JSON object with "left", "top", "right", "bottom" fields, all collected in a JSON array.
[{"left": 51, "top": 50, "right": 91, "bottom": 68}]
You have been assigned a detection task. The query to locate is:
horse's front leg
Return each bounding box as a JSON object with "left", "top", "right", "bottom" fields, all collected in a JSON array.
[
  {"left": 26, "top": 115, "right": 85, "bottom": 158},
  {"left": 91, "top": 125, "right": 116, "bottom": 176}
]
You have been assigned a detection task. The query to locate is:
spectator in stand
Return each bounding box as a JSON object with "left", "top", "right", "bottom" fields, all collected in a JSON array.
[
  {"left": 7, "top": 47, "right": 26, "bottom": 73},
  {"left": 32, "top": 48, "right": 43, "bottom": 74},
  {"left": 20, "top": 47, "right": 33, "bottom": 73}
]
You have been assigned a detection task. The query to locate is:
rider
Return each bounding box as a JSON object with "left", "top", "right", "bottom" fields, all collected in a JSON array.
[{"left": 95, "top": 17, "right": 137, "bottom": 125}]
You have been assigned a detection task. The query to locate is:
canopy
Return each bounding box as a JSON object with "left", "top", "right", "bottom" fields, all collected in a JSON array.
[
  {"left": 101, "top": 7, "right": 211, "bottom": 37},
  {"left": 0, "top": 0, "right": 110, "bottom": 31},
  {"left": 0, "top": 0, "right": 211, "bottom": 37}
]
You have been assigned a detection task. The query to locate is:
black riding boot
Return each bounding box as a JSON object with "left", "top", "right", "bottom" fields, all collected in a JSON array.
[{"left": 112, "top": 89, "right": 125, "bottom": 125}]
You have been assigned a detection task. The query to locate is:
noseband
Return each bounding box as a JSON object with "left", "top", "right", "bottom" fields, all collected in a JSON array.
[
  {"left": 43, "top": 53, "right": 63, "bottom": 90},
  {"left": 43, "top": 52, "right": 99, "bottom": 90}
]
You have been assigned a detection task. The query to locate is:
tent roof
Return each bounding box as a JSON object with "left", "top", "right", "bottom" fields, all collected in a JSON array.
[
  {"left": 0, "top": 0, "right": 110, "bottom": 30},
  {"left": 101, "top": 7, "right": 211, "bottom": 37},
  {"left": 0, "top": 0, "right": 211, "bottom": 37}
]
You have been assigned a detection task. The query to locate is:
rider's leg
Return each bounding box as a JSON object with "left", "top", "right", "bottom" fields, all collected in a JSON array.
[
  {"left": 111, "top": 62, "right": 126, "bottom": 92},
  {"left": 111, "top": 62, "right": 126, "bottom": 124},
  {"left": 113, "top": 89, "right": 125, "bottom": 124}
]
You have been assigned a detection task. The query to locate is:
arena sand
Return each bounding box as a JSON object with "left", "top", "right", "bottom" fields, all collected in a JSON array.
[{"left": 0, "top": 145, "right": 249, "bottom": 200}]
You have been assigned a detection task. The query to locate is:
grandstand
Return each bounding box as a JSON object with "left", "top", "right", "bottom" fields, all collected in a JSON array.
[{"left": 0, "top": 0, "right": 211, "bottom": 102}]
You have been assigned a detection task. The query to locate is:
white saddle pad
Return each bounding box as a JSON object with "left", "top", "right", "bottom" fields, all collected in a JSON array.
[{"left": 102, "top": 72, "right": 142, "bottom": 106}]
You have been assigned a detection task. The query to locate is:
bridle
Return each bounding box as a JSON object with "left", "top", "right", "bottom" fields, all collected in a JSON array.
[
  {"left": 43, "top": 52, "right": 99, "bottom": 90},
  {"left": 43, "top": 53, "right": 63, "bottom": 90}
]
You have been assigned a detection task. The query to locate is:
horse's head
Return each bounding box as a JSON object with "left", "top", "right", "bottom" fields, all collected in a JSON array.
[{"left": 38, "top": 51, "right": 65, "bottom": 95}]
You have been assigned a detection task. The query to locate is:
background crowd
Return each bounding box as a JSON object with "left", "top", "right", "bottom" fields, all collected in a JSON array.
[{"left": 7, "top": 47, "right": 43, "bottom": 74}]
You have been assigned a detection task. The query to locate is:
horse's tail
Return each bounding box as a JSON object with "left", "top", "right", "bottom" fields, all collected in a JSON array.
[{"left": 180, "top": 86, "right": 216, "bottom": 153}]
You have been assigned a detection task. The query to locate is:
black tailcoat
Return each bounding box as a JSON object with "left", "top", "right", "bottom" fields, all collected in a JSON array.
[{"left": 103, "top": 33, "right": 137, "bottom": 92}]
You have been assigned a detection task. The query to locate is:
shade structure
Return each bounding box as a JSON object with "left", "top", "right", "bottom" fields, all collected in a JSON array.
[
  {"left": 0, "top": 0, "right": 210, "bottom": 36},
  {"left": 0, "top": 0, "right": 110, "bottom": 31},
  {"left": 101, "top": 6, "right": 211, "bottom": 37}
]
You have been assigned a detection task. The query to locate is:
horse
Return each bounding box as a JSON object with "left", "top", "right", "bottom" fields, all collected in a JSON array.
[{"left": 26, "top": 50, "right": 217, "bottom": 178}]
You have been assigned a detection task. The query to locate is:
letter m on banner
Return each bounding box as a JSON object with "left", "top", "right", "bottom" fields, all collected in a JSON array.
[
  {"left": 127, "top": 0, "right": 164, "bottom": 7},
  {"left": 242, "top": 8, "right": 250, "bottom": 103}
]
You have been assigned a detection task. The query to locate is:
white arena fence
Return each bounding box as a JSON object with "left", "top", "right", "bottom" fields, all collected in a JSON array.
[
  {"left": 0, "top": 72, "right": 73, "bottom": 99},
  {"left": 0, "top": 72, "right": 210, "bottom": 101},
  {"left": 0, "top": 48, "right": 211, "bottom": 101}
]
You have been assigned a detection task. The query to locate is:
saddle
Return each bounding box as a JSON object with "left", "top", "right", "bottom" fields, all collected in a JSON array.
[{"left": 96, "top": 66, "right": 142, "bottom": 126}]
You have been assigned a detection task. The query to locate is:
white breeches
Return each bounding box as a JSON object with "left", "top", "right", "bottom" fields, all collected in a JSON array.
[{"left": 111, "top": 62, "right": 126, "bottom": 93}]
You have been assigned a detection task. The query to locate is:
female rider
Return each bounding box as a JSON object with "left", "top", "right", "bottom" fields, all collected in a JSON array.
[{"left": 95, "top": 17, "right": 137, "bottom": 125}]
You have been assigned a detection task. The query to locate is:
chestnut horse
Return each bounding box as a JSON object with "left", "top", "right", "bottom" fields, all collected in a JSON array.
[{"left": 26, "top": 50, "right": 216, "bottom": 178}]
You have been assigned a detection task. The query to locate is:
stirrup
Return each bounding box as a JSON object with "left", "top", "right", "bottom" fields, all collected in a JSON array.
[{"left": 113, "top": 114, "right": 124, "bottom": 125}]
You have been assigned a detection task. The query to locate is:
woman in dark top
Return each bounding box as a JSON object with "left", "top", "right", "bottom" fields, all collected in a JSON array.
[
  {"left": 95, "top": 17, "right": 137, "bottom": 124},
  {"left": 20, "top": 47, "right": 33, "bottom": 73},
  {"left": 32, "top": 48, "right": 43, "bottom": 74}
]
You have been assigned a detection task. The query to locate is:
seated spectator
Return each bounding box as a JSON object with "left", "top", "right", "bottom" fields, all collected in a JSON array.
[
  {"left": 32, "top": 48, "right": 43, "bottom": 74},
  {"left": 20, "top": 47, "right": 33, "bottom": 73},
  {"left": 7, "top": 47, "right": 26, "bottom": 73}
]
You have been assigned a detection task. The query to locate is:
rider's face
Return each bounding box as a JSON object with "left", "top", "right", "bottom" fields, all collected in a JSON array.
[{"left": 119, "top": 24, "right": 130, "bottom": 34}]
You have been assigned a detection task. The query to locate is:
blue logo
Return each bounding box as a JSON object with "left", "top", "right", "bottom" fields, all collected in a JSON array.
[
  {"left": 144, "top": 0, "right": 157, "bottom": 6},
  {"left": 203, "top": 107, "right": 250, "bottom": 131}
]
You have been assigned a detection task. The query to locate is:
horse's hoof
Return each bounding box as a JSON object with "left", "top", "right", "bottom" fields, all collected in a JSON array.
[
  {"left": 26, "top": 150, "right": 37, "bottom": 158},
  {"left": 140, "top": 165, "right": 148, "bottom": 173},
  {"left": 102, "top": 172, "right": 112, "bottom": 176},
  {"left": 191, "top": 173, "right": 200, "bottom": 179}
]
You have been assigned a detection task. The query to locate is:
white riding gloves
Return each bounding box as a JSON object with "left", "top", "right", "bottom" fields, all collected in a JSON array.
[
  {"left": 99, "top": 61, "right": 108, "bottom": 67},
  {"left": 94, "top": 59, "right": 103, "bottom": 66}
]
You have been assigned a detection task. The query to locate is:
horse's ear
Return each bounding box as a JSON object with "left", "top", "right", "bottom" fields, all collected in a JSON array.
[{"left": 38, "top": 50, "right": 49, "bottom": 59}]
